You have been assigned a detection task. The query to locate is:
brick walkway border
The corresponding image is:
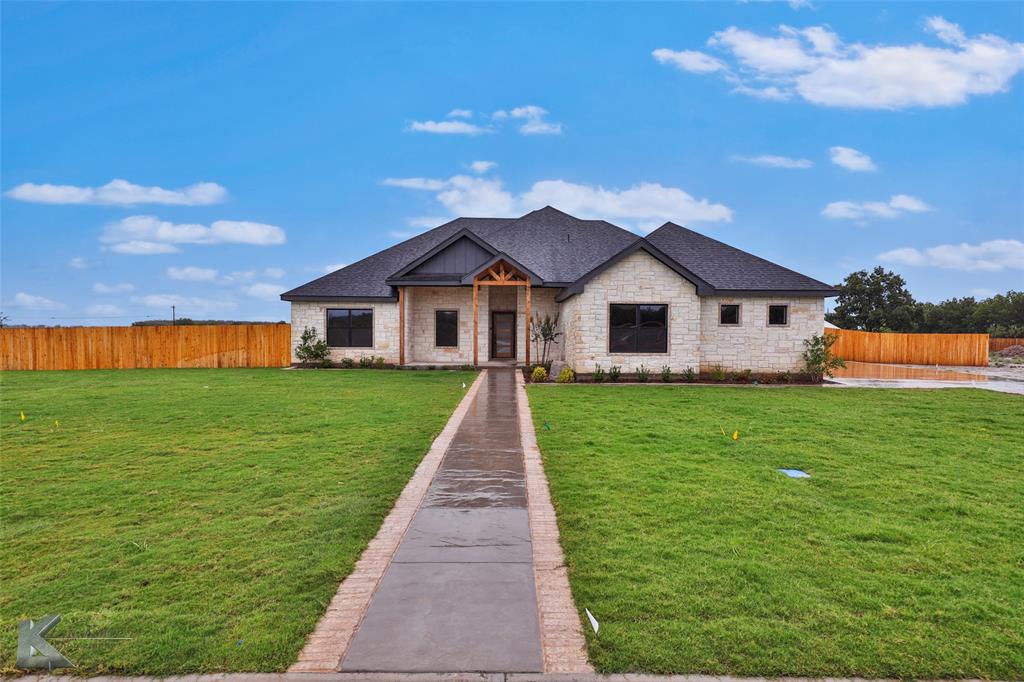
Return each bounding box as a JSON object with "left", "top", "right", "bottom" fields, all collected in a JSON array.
[
  {"left": 290, "top": 371, "right": 489, "bottom": 672},
  {"left": 515, "top": 371, "right": 593, "bottom": 674}
]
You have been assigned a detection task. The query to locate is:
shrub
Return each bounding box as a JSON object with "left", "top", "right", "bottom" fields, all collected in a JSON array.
[
  {"left": 776, "top": 370, "right": 791, "bottom": 384},
  {"left": 531, "top": 366, "right": 549, "bottom": 383},
  {"left": 636, "top": 364, "right": 650, "bottom": 382},
  {"left": 459, "top": 364, "right": 475, "bottom": 371},
  {"left": 530, "top": 313, "right": 563, "bottom": 368},
  {"left": 358, "top": 356, "right": 373, "bottom": 368},
  {"left": 608, "top": 365, "right": 621, "bottom": 382},
  {"left": 802, "top": 332, "right": 846, "bottom": 382},
  {"left": 732, "top": 369, "right": 752, "bottom": 383},
  {"left": 710, "top": 364, "right": 726, "bottom": 381},
  {"left": 661, "top": 365, "right": 672, "bottom": 382},
  {"left": 682, "top": 367, "right": 697, "bottom": 383},
  {"left": 373, "top": 356, "right": 386, "bottom": 369},
  {"left": 593, "top": 365, "right": 606, "bottom": 383},
  {"left": 295, "top": 326, "right": 331, "bottom": 368},
  {"left": 555, "top": 367, "right": 575, "bottom": 384},
  {"left": 340, "top": 357, "right": 355, "bottom": 369}
]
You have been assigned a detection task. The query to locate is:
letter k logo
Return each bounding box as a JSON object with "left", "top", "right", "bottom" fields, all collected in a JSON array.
[{"left": 16, "top": 615, "right": 73, "bottom": 670}]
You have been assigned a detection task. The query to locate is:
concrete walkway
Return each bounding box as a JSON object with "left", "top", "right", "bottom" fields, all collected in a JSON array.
[{"left": 340, "top": 369, "right": 543, "bottom": 672}]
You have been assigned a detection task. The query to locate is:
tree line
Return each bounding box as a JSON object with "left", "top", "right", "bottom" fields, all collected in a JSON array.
[{"left": 826, "top": 267, "right": 1023, "bottom": 337}]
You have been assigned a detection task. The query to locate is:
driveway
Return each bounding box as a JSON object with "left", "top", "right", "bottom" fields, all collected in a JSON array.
[{"left": 827, "top": 361, "right": 1024, "bottom": 395}]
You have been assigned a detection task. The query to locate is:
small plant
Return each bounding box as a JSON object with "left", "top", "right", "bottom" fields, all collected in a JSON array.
[
  {"left": 531, "top": 366, "right": 549, "bottom": 383},
  {"left": 802, "top": 332, "right": 846, "bottom": 382},
  {"left": 593, "top": 365, "right": 606, "bottom": 383},
  {"left": 710, "top": 364, "right": 726, "bottom": 381},
  {"left": 555, "top": 367, "right": 575, "bottom": 384},
  {"left": 530, "top": 313, "right": 563, "bottom": 368},
  {"left": 731, "top": 369, "right": 752, "bottom": 383},
  {"left": 682, "top": 367, "right": 697, "bottom": 383},
  {"left": 459, "top": 364, "right": 475, "bottom": 371},
  {"left": 358, "top": 356, "right": 373, "bottom": 368},
  {"left": 776, "top": 370, "right": 791, "bottom": 384},
  {"left": 660, "top": 365, "right": 672, "bottom": 382},
  {"left": 636, "top": 364, "right": 650, "bottom": 382},
  {"left": 373, "top": 356, "right": 386, "bottom": 369},
  {"left": 295, "top": 326, "right": 331, "bottom": 368},
  {"left": 340, "top": 357, "right": 355, "bottom": 369},
  {"left": 608, "top": 365, "right": 621, "bottom": 382}
]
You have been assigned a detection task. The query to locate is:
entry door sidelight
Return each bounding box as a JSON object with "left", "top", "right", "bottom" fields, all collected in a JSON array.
[{"left": 491, "top": 312, "right": 516, "bottom": 359}]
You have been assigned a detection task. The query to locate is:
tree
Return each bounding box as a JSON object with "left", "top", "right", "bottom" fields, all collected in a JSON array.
[
  {"left": 826, "top": 267, "right": 917, "bottom": 331},
  {"left": 802, "top": 332, "right": 846, "bottom": 382},
  {"left": 530, "top": 313, "right": 563, "bottom": 368}
]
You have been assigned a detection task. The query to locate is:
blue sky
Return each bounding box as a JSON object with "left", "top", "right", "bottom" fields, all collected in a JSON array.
[{"left": 2, "top": 1, "right": 1022, "bottom": 325}]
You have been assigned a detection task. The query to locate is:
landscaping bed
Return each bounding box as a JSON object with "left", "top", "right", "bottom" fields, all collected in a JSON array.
[
  {"left": 1, "top": 368, "right": 475, "bottom": 674},
  {"left": 524, "top": 367, "right": 818, "bottom": 385},
  {"left": 527, "top": 384, "right": 1024, "bottom": 678}
]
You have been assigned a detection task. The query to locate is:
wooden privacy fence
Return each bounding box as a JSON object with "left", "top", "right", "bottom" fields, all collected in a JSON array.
[
  {"left": 827, "top": 329, "right": 989, "bottom": 367},
  {"left": 990, "top": 337, "right": 1024, "bottom": 352},
  {"left": 0, "top": 324, "right": 292, "bottom": 370}
]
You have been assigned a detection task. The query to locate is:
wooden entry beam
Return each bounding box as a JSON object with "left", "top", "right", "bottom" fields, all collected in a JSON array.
[
  {"left": 398, "top": 286, "right": 405, "bottom": 366},
  {"left": 472, "top": 281, "right": 479, "bottom": 366},
  {"left": 525, "top": 282, "right": 531, "bottom": 367}
]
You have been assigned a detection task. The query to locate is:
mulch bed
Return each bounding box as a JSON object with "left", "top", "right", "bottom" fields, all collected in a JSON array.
[{"left": 523, "top": 368, "right": 819, "bottom": 385}]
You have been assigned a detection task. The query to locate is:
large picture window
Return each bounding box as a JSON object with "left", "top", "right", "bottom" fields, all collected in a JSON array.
[
  {"left": 609, "top": 304, "right": 668, "bottom": 353},
  {"left": 326, "top": 308, "right": 373, "bottom": 347},
  {"left": 435, "top": 310, "right": 458, "bottom": 347}
]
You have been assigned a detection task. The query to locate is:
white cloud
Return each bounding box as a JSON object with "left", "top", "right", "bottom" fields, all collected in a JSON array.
[
  {"left": 322, "top": 263, "right": 347, "bottom": 274},
  {"left": 407, "top": 120, "right": 490, "bottom": 135},
  {"left": 242, "top": 283, "right": 282, "bottom": 300},
  {"left": 520, "top": 119, "right": 564, "bottom": 135},
  {"left": 93, "top": 282, "right": 135, "bottom": 294},
  {"left": 5, "top": 178, "right": 226, "bottom": 206},
  {"left": 68, "top": 256, "right": 89, "bottom": 269},
  {"left": 652, "top": 48, "right": 726, "bottom": 73},
  {"left": 447, "top": 108, "right": 474, "bottom": 118},
  {"left": 382, "top": 177, "right": 447, "bottom": 190},
  {"left": 167, "top": 266, "right": 218, "bottom": 281},
  {"left": 655, "top": 18, "right": 1024, "bottom": 109},
  {"left": 879, "top": 239, "right": 1024, "bottom": 272},
  {"left": 101, "top": 215, "right": 286, "bottom": 254},
  {"left": 263, "top": 267, "right": 285, "bottom": 279},
  {"left": 789, "top": 0, "right": 815, "bottom": 10},
  {"left": 733, "top": 154, "right": 813, "bottom": 169},
  {"left": 495, "top": 105, "right": 563, "bottom": 135},
  {"left": 469, "top": 160, "right": 497, "bottom": 174},
  {"left": 822, "top": 194, "right": 932, "bottom": 220},
  {"left": 14, "top": 292, "right": 65, "bottom": 310},
  {"left": 383, "top": 172, "right": 732, "bottom": 231},
  {"left": 85, "top": 304, "right": 125, "bottom": 317},
  {"left": 829, "top": 146, "right": 877, "bottom": 171},
  {"left": 133, "top": 294, "right": 236, "bottom": 313}
]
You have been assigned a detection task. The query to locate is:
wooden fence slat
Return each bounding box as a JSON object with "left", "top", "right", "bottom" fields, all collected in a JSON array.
[
  {"left": 989, "top": 337, "right": 1024, "bottom": 352},
  {"left": 829, "top": 329, "right": 989, "bottom": 367},
  {"left": 0, "top": 324, "right": 292, "bottom": 370}
]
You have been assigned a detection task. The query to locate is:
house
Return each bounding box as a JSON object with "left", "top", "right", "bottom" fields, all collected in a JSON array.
[{"left": 281, "top": 207, "right": 837, "bottom": 372}]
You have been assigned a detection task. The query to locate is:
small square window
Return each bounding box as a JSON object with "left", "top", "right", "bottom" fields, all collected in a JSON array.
[
  {"left": 719, "top": 304, "right": 740, "bottom": 325},
  {"left": 768, "top": 305, "right": 789, "bottom": 326},
  {"left": 435, "top": 310, "right": 458, "bottom": 347}
]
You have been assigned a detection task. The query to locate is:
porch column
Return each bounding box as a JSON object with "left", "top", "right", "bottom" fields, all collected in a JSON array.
[
  {"left": 472, "top": 281, "right": 479, "bottom": 366},
  {"left": 525, "top": 281, "right": 531, "bottom": 367},
  {"left": 398, "top": 286, "right": 405, "bottom": 366}
]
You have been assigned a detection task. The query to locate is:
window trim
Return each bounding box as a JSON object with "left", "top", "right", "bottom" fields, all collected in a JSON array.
[
  {"left": 718, "top": 303, "right": 742, "bottom": 327},
  {"left": 325, "top": 307, "right": 374, "bottom": 348},
  {"left": 434, "top": 309, "right": 459, "bottom": 348},
  {"left": 607, "top": 303, "right": 669, "bottom": 354},
  {"left": 767, "top": 304, "right": 790, "bottom": 327}
]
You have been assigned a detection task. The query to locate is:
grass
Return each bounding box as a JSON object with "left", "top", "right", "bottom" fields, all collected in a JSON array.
[
  {"left": 1, "top": 368, "right": 475, "bottom": 674},
  {"left": 527, "top": 385, "right": 1024, "bottom": 678}
]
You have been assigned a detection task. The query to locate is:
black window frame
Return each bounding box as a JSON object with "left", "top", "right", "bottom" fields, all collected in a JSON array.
[
  {"left": 435, "top": 309, "right": 459, "bottom": 348},
  {"left": 325, "top": 308, "right": 374, "bottom": 348},
  {"left": 719, "top": 303, "right": 741, "bottom": 326},
  {"left": 768, "top": 304, "right": 789, "bottom": 327},
  {"left": 608, "top": 303, "right": 668, "bottom": 354}
]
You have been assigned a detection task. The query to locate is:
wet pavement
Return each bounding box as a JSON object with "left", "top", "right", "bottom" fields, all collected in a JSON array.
[
  {"left": 341, "top": 369, "right": 543, "bottom": 672},
  {"left": 828, "top": 361, "right": 1024, "bottom": 395}
]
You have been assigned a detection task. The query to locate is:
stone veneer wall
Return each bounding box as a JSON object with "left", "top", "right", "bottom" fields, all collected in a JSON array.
[
  {"left": 406, "top": 287, "right": 475, "bottom": 364},
  {"left": 699, "top": 296, "right": 823, "bottom": 372},
  {"left": 290, "top": 300, "right": 399, "bottom": 363},
  {"left": 561, "top": 251, "right": 702, "bottom": 372}
]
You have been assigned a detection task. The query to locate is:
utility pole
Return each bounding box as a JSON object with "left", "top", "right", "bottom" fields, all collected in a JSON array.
[{"left": 172, "top": 305, "right": 176, "bottom": 325}]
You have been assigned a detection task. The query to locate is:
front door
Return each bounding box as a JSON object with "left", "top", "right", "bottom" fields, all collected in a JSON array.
[{"left": 490, "top": 312, "right": 516, "bottom": 360}]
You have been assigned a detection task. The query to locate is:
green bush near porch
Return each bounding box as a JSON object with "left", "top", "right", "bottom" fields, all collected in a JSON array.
[
  {"left": 527, "top": 384, "right": 1024, "bottom": 678},
  {"left": 1, "top": 368, "right": 475, "bottom": 674}
]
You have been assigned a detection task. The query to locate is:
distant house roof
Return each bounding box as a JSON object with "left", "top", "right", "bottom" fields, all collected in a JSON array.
[{"left": 281, "top": 206, "right": 837, "bottom": 301}]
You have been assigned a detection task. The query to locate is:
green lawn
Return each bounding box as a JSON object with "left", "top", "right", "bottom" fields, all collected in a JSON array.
[
  {"left": 527, "top": 385, "right": 1024, "bottom": 679},
  {"left": 1, "top": 368, "right": 475, "bottom": 674}
]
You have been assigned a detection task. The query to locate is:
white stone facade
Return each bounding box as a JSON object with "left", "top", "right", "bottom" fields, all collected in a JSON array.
[{"left": 289, "top": 256, "right": 824, "bottom": 371}]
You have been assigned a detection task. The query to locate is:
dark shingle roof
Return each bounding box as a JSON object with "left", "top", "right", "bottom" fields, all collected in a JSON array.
[{"left": 281, "top": 207, "right": 836, "bottom": 300}]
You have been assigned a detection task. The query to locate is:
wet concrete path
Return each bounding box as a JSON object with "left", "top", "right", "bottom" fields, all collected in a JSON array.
[{"left": 341, "top": 369, "right": 543, "bottom": 672}]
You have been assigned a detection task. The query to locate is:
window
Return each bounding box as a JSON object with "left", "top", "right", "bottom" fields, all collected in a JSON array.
[
  {"left": 719, "top": 304, "right": 740, "bottom": 325},
  {"left": 609, "top": 304, "right": 668, "bottom": 353},
  {"left": 435, "top": 310, "right": 458, "bottom": 347},
  {"left": 768, "top": 304, "right": 789, "bottom": 326},
  {"left": 326, "top": 308, "right": 373, "bottom": 347}
]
